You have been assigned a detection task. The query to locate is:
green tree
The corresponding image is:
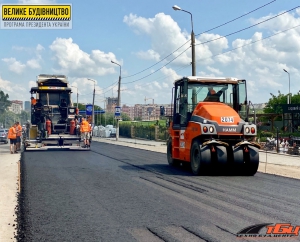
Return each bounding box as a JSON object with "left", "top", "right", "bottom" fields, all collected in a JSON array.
[
  {"left": 0, "top": 89, "right": 11, "bottom": 113},
  {"left": 18, "top": 110, "right": 30, "bottom": 124},
  {"left": 263, "top": 91, "right": 286, "bottom": 114},
  {"left": 264, "top": 90, "right": 300, "bottom": 114},
  {"left": 0, "top": 111, "right": 17, "bottom": 128},
  {"left": 121, "top": 113, "right": 131, "bottom": 121}
]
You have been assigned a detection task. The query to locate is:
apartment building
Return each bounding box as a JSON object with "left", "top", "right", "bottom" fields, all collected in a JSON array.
[{"left": 8, "top": 100, "right": 23, "bottom": 114}]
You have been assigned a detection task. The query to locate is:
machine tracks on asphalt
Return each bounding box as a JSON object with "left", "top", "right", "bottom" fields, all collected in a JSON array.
[{"left": 91, "top": 147, "right": 300, "bottom": 241}]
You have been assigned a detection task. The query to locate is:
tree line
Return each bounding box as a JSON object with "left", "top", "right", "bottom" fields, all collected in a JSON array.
[{"left": 0, "top": 89, "right": 30, "bottom": 128}]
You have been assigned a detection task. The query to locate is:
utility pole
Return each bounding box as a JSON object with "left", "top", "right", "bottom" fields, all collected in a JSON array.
[
  {"left": 111, "top": 60, "right": 121, "bottom": 141},
  {"left": 87, "top": 79, "right": 96, "bottom": 127},
  {"left": 283, "top": 69, "right": 291, "bottom": 132},
  {"left": 283, "top": 69, "right": 291, "bottom": 104}
]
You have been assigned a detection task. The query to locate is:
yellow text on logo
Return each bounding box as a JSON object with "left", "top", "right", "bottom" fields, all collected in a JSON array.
[{"left": 2, "top": 5, "right": 71, "bottom": 20}]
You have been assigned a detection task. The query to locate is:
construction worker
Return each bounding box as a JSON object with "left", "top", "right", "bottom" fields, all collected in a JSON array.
[
  {"left": 8, "top": 123, "right": 17, "bottom": 154},
  {"left": 80, "top": 117, "right": 90, "bottom": 148},
  {"left": 16, "top": 121, "right": 22, "bottom": 151},
  {"left": 205, "top": 86, "right": 228, "bottom": 101},
  {"left": 207, "top": 87, "right": 216, "bottom": 96},
  {"left": 31, "top": 97, "right": 37, "bottom": 106}
]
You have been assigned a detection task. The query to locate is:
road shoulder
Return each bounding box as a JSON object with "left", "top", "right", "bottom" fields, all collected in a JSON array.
[{"left": 0, "top": 146, "right": 19, "bottom": 242}]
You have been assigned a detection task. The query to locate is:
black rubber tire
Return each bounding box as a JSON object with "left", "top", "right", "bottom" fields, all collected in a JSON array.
[
  {"left": 167, "top": 138, "right": 177, "bottom": 166},
  {"left": 190, "top": 140, "right": 201, "bottom": 175},
  {"left": 244, "top": 147, "right": 259, "bottom": 176}
]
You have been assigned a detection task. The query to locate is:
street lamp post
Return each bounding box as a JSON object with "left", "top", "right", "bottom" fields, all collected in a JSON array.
[
  {"left": 283, "top": 69, "right": 292, "bottom": 133},
  {"left": 111, "top": 60, "right": 121, "bottom": 141},
  {"left": 71, "top": 86, "right": 79, "bottom": 108},
  {"left": 283, "top": 69, "right": 290, "bottom": 104},
  {"left": 87, "top": 78, "right": 96, "bottom": 127},
  {"left": 173, "top": 5, "right": 196, "bottom": 76}
]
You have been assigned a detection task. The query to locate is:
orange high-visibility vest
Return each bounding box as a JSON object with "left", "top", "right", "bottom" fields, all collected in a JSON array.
[
  {"left": 80, "top": 120, "right": 90, "bottom": 132},
  {"left": 8, "top": 127, "right": 17, "bottom": 139},
  {"left": 17, "top": 124, "right": 22, "bottom": 136}
]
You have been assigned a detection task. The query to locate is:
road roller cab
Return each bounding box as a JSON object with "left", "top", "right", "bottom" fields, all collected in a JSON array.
[{"left": 166, "top": 76, "right": 260, "bottom": 175}]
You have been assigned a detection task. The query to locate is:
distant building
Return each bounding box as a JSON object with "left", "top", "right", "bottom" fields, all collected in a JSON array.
[
  {"left": 120, "top": 101, "right": 266, "bottom": 121},
  {"left": 127, "top": 104, "right": 173, "bottom": 120},
  {"left": 24, "top": 101, "right": 31, "bottom": 112},
  {"left": 121, "top": 105, "right": 134, "bottom": 120},
  {"left": 106, "top": 97, "right": 118, "bottom": 113},
  {"left": 8, "top": 100, "right": 23, "bottom": 114}
]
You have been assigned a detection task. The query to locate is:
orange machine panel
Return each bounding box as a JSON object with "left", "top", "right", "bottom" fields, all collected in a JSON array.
[{"left": 193, "top": 102, "right": 241, "bottom": 125}]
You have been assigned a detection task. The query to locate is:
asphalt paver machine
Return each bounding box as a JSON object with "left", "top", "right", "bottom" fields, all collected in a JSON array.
[{"left": 24, "top": 74, "right": 90, "bottom": 151}]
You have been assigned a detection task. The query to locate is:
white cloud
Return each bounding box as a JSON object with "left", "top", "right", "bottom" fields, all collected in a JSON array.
[
  {"left": 36, "top": 44, "right": 44, "bottom": 52},
  {"left": 120, "top": 66, "right": 181, "bottom": 105},
  {"left": 49, "top": 38, "right": 119, "bottom": 77},
  {"left": 0, "top": 76, "right": 27, "bottom": 101},
  {"left": 124, "top": 13, "right": 229, "bottom": 67},
  {"left": 2, "top": 58, "right": 26, "bottom": 74},
  {"left": 135, "top": 49, "right": 160, "bottom": 61},
  {"left": 123, "top": 13, "right": 154, "bottom": 35},
  {"left": 206, "top": 66, "right": 223, "bottom": 75},
  {"left": 0, "top": 76, "right": 13, "bottom": 92},
  {"left": 123, "top": 10, "right": 300, "bottom": 103},
  {"left": 27, "top": 59, "right": 40, "bottom": 69},
  {"left": 160, "top": 66, "right": 181, "bottom": 85},
  {"left": 28, "top": 80, "right": 36, "bottom": 88},
  {"left": 124, "top": 13, "right": 191, "bottom": 65}
]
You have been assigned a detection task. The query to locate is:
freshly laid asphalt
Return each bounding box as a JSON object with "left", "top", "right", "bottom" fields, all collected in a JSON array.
[{"left": 1, "top": 137, "right": 300, "bottom": 241}]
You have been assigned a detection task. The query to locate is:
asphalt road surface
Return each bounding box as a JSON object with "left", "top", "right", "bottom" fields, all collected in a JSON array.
[{"left": 17, "top": 142, "right": 300, "bottom": 242}]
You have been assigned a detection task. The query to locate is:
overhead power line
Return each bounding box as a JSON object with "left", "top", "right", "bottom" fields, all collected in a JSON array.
[
  {"left": 121, "top": 6, "right": 298, "bottom": 86},
  {"left": 94, "top": 3, "right": 296, "bottom": 95},
  {"left": 195, "top": 6, "right": 299, "bottom": 46},
  {"left": 121, "top": 0, "right": 276, "bottom": 79},
  {"left": 124, "top": 23, "right": 300, "bottom": 90},
  {"left": 122, "top": 39, "right": 190, "bottom": 79},
  {"left": 123, "top": 46, "right": 190, "bottom": 84},
  {"left": 198, "top": 24, "right": 300, "bottom": 63},
  {"left": 80, "top": 23, "right": 300, "bottom": 98},
  {"left": 195, "top": 0, "right": 276, "bottom": 37}
]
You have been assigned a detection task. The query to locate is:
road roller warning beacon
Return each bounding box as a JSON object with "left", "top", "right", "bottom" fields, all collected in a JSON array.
[
  {"left": 24, "top": 74, "right": 90, "bottom": 151},
  {"left": 165, "top": 76, "right": 260, "bottom": 175}
]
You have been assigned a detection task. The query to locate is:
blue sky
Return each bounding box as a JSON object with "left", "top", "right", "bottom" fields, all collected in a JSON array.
[{"left": 0, "top": 0, "right": 300, "bottom": 108}]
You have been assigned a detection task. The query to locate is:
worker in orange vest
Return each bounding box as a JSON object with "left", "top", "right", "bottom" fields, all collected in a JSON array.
[
  {"left": 8, "top": 123, "right": 18, "bottom": 154},
  {"left": 80, "top": 117, "right": 90, "bottom": 148},
  {"left": 31, "top": 97, "right": 37, "bottom": 106},
  {"left": 16, "top": 121, "right": 22, "bottom": 151}
]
